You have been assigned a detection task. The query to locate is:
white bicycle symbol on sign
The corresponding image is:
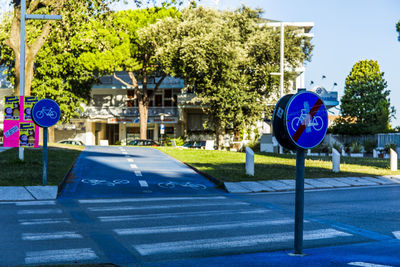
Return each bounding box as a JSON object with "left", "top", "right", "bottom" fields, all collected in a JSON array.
[
  {"left": 35, "top": 107, "right": 58, "bottom": 119},
  {"left": 81, "top": 179, "right": 130, "bottom": 187},
  {"left": 291, "top": 109, "right": 324, "bottom": 132},
  {"left": 158, "top": 181, "right": 207, "bottom": 190}
]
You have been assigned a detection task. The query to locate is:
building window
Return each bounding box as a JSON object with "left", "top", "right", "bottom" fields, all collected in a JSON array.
[
  {"left": 155, "top": 95, "right": 162, "bottom": 107},
  {"left": 93, "top": 95, "right": 112, "bottom": 107}
]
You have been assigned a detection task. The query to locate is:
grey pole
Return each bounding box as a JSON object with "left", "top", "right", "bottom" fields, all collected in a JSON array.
[
  {"left": 280, "top": 23, "right": 284, "bottom": 98},
  {"left": 42, "top": 127, "right": 48, "bottom": 185},
  {"left": 17, "top": 1, "right": 62, "bottom": 161},
  {"left": 18, "top": 0, "right": 27, "bottom": 161},
  {"left": 294, "top": 148, "right": 305, "bottom": 254}
]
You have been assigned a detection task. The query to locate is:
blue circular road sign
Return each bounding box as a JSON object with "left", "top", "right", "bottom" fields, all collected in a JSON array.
[
  {"left": 32, "top": 99, "right": 61, "bottom": 128},
  {"left": 285, "top": 91, "right": 328, "bottom": 149}
]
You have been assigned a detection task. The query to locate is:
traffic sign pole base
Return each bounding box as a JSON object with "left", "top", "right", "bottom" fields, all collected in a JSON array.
[{"left": 288, "top": 252, "right": 307, "bottom": 257}]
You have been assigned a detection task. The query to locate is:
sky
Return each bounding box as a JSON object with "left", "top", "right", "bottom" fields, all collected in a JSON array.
[{"left": 2, "top": 0, "right": 400, "bottom": 126}]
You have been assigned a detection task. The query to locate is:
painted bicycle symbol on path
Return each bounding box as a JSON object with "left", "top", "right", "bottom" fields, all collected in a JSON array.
[
  {"left": 291, "top": 108, "right": 324, "bottom": 132},
  {"left": 81, "top": 179, "right": 130, "bottom": 187},
  {"left": 35, "top": 107, "right": 58, "bottom": 119},
  {"left": 158, "top": 181, "right": 207, "bottom": 190}
]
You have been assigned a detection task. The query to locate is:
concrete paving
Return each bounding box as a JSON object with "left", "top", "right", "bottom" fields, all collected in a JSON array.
[
  {"left": 224, "top": 176, "right": 400, "bottom": 193},
  {"left": 0, "top": 186, "right": 58, "bottom": 201}
]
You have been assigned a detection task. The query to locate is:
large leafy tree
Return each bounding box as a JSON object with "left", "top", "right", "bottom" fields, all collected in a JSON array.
[
  {"left": 149, "top": 7, "right": 312, "bottom": 147},
  {"left": 79, "top": 7, "right": 180, "bottom": 138},
  {"left": 397, "top": 20, "right": 400, "bottom": 41},
  {"left": 332, "top": 60, "right": 394, "bottom": 135}
]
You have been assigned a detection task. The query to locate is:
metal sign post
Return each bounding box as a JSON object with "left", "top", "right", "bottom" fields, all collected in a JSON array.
[
  {"left": 18, "top": 0, "right": 62, "bottom": 161},
  {"left": 32, "top": 99, "right": 61, "bottom": 185},
  {"left": 272, "top": 90, "right": 328, "bottom": 256},
  {"left": 294, "top": 148, "right": 305, "bottom": 254}
]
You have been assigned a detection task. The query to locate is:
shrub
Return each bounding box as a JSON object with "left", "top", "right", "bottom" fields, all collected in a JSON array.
[
  {"left": 384, "top": 143, "right": 397, "bottom": 153},
  {"left": 363, "top": 139, "right": 377, "bottom": 153},
  {"left": 172, "top": 136, "right": 185, "bottom": 146},
  {"left": 350, "top": 141, "right": 362, "bottom": 153},
  {"left": 344, "top": 142, "right": 352, "bottom": 154},
  {"left": 332, "top": 142, "right": 342, "bottom": 153}
]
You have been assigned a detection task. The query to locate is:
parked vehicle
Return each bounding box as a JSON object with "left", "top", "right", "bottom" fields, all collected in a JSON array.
[
  {"left": 57, "top": 140, "right": 84, "bottom": 146},
  {"left": 128, "top": 139, "right": 159, "bottom": 146},
  {"left": 183, "top": 141, "right": 206, "bottom": 149}
]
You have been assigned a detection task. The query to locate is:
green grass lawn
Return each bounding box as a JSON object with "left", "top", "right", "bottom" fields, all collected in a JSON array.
[
  {"left": 0, "top": 143, "right": 83, "bottom": 186},
  {"left": 157, "top": 147, "right": 400, "bottom": 182}
]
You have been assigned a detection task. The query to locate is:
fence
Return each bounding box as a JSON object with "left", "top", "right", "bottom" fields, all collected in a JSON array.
[{"left": 377, "top": 133, "right": 400, "bottom": 148}]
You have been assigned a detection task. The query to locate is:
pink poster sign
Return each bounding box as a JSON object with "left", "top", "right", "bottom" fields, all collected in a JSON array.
[{"left": 3, "top": 96, "right": 39, "bottom": 148}]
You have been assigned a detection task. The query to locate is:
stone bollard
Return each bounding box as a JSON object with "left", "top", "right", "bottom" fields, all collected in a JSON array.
[
  {"left": 245, "top": 147, "right": 255, "bottom": 176},
  {"left": 390, "top": 148, "right": 398, "bottom": 171},
  {"left": 332, "top": 148, "right": 340, "bottom": 173}
]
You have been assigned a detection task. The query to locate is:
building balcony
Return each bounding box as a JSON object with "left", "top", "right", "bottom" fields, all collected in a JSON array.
[{"left": 82, "top": 106, "right": 179, "bottom": 119}]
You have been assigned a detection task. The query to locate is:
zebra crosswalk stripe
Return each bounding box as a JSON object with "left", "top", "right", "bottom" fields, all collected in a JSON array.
[
  {"left": 25, "top": 248, "right": 98, "bottom": 264},
  {"left": 79, "top": 196, "right": 227, "bottom": 204},
  {"left": 19, "top": 218, "right": 71, "bottom": 225},
  {"left": 88, "top": 201, "right": 250, "bottom": 212},
  {"left": 114, "top": 219, "right": 295, "bottom": 235},
  {"left": 22, "top": 231, "right": 83, "bottom": 241},
  {"left": 134, "top": 228, "right": 352, "bottom": 256},
  {"left": 99, "top": 209, "right": 270, "bottom": 222}
]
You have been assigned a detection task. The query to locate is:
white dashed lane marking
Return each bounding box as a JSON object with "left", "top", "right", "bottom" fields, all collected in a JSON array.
[
  {"left": 138, "top": 180, "right": 148, "bottom": 187},
  {"left": 130, "top": 164, "right": 138, "bottom": 169},
  {"left": 135, "top": 171, "right": 142, "bottom": 177}
]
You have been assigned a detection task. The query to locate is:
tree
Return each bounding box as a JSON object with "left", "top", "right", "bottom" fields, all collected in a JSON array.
[
  {"left": 79, "top": 7, "right": 180, "bottom": 139},
  {"left": 331, "top": 60, "right": 395, "bottom": 135},
  {"left": 149, "top": 7, "right": 312, "bottom": 147},
  {"left": 397, "top": 20, "right": 400, "bottom": 41},
  {"left": 0, "top": 0, "right": 192, "bottom": 121}
]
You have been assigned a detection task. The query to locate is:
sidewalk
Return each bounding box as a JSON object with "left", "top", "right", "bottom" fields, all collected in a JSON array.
[{"left": 224, "top": 175, "right": 400, "bottom": 193}]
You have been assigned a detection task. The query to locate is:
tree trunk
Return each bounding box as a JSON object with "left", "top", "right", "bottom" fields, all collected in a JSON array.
[
  {"left": 216, "top": 125, "right": 225, "bottom": 150},
  {"left": 138, "top": 96, "right": 148, "bottom": 139}
]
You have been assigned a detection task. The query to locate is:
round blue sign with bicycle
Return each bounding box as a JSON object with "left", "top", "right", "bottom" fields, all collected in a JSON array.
[
  {"left": 32, "top": 99, "right": 61, "bottom": 128},
  {"left": 285, "top": 91, "right": 328, "bottom": 149}
]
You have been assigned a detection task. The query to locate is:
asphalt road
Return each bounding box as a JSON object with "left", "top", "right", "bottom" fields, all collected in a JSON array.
[{"left": 0, "top": 146, "right": 399, "bottom": 266}]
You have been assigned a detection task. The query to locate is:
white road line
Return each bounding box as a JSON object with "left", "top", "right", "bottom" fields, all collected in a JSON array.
[
  {"left": 89, "top": 202, "right": 250, "bottom": 212},
  {"left": 25, "top": 248, "right": 98, "bottom": 265},
  {"left": 79, "top": 196, "right": 227, "bottom": 204},
  {"left": 139, "top": 180, "right": 148, "bottom": 187},
  {"left": 348, "top": 262, "right": 393, "bottom": 267},
  {"left": 122, "top": 152, "right": 128, "bottom": 155},
  {"left": 19, "top": 218, "right": 71, "bottom": 225},
  {"left": 115, "top": 219, "right": 295, "bottom": 235},
  {"left": 99, "top": 209, "right": 270, "bottom": 222},
  {"left": 135, "top": 171, "right": 143, "bottom": 177},
  {"left": 16, "top": 201, "right": 56, "bottom": 206},
  {"left": 18, "top": 209, "right": 63, "bottom": 215},
  {"left": 134, "top": 228, "right": 352, "bottom": 256},
  {"left": 22, "top": 231, "right": 82, "bottom": 241},
  {"left": 127, "top": 158, "right": 134, "bottom": 162},
  {"left": 130, "top": 164, "right": 138, "bottom": 169},
  {"left": 393, "top": 231, "right": 400, "bottom": 239}
]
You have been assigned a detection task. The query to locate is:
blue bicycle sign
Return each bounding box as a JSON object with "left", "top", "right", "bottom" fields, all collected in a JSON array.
[
  {"left": 35, "top": 107, "right": 58, "bottom": 120},
  {"left": 32, "top": 99, "right": 61, "bottom": 128},
  {"left": 290, "top": 107, "right": 324, "bottom": 132}
]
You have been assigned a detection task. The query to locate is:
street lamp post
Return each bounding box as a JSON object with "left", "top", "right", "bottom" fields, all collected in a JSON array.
[{"left": 18, "top": 0, "right": 62, "bottom": 160}]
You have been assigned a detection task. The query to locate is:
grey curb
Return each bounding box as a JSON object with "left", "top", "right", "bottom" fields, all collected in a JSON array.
[{"left": 223, "top": 176, "right": 400, "bottom": 193}]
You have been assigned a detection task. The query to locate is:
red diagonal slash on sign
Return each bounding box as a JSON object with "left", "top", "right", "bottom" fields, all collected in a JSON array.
[{"left": 292, "top": 98, "right": 323, "bottom": 142}]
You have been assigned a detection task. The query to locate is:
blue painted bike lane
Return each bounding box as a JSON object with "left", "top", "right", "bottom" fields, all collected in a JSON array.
[{"left": 59, "top": 146, "right": 222, "bottom": 199}]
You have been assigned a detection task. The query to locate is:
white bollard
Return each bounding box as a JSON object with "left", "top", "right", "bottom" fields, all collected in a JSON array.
[
  {"left": 245, "top": 147, "right": 255, "bottom": 176},
  {"left": 332, "top": 148, "right": 340, "bottom": 173},
  {"left": 373, "top": 149, "right": 378, "bottom": 158},
  {"left": 390, "top": 148, "right": 398, "bottom": 171}
]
